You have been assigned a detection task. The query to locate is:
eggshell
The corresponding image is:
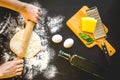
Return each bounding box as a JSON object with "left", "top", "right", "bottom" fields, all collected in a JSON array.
[
  {"left": 63, "top": 38, "right": 74, "bottom": 48},
  {"left": 52, "top": 34, "right": 63, "bottom": 43}
]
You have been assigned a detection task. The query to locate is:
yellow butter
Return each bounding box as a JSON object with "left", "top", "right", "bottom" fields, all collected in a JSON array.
[{"left": 81, "top": 17, "right": 97, "bottom": 33}]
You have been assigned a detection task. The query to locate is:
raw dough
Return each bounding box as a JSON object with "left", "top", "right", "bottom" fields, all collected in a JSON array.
[{"left": 10, "top": 30, "right": 41, "bottom": 58}]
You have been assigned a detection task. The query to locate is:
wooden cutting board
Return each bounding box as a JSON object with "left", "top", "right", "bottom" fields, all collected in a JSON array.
[{"left": 66, "top": 5, "right": 116, "bottom": 56}]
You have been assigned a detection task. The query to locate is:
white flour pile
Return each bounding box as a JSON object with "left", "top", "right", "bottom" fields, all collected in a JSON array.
[
  {"left": 0, "top": 1, "right": 65, "bottom": 80},
  {"left": 47, "top": 15, "right": 65, "bottom": 34}
]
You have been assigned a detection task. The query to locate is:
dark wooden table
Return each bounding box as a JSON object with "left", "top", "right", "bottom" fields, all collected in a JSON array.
[{"left": 0, "top": 0, "right": 120, "bottom": 80}]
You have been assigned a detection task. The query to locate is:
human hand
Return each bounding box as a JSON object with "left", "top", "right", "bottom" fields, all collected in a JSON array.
[
  {"left": 0, "top": 59, "right": 24, "bottom": 79},
  {"left": 20, "top": 3, "right": 40, "bottom": 23}
]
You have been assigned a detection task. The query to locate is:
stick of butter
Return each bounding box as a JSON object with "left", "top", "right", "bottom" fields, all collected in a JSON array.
[{"left": 81, "top": 17, "right": 97, "bottom": 33}]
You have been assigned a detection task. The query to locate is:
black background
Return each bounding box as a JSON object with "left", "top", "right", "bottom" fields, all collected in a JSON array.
[
  {"left": 0, "top": 0, "right": 120, "bottom": 80},
  {"left": 39, "top": 0, "right": 120, "bottom": 80}
]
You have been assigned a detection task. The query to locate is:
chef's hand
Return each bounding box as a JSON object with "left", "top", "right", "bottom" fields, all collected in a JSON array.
[
  {"left": 20, "top": 3, "right": 40, "bottom": 23},
  {"left": 0, "top": 59, "right": 24, "bottom": 79}
]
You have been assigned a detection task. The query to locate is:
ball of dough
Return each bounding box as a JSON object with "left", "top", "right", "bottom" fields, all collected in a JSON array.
[
  {"left": 63, "top": 38, "right": 74, "bottom": 48},
  {"left": 52, "top": 34, "right": 63, "bottom": 43}
]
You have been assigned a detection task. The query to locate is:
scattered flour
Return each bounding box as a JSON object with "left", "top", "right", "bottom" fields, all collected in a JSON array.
[
  {"left": 43, "top": 65, "right": 58, "bottom": 79},
  {"left": 0, "top": 1, "right": 65, "bottom": 80},
  {"left": 22, "top": 2, "right": 65, "bottom": 79},
  {"left": 47, "top": 15, "right": 65, "bottom": 34},
  {"left": 22, "top": 4, "right": 57, "bottom": 79}
]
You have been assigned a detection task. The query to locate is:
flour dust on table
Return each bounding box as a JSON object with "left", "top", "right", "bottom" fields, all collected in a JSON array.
[
  {"left": 47, "top": 15, "right": 65, "bottom": 34},
  {"left": 0, "top": 1, "right": 65, "bottom": 80}
]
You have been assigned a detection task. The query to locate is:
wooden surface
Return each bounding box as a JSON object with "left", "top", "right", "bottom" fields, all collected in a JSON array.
[{"left": 66, "top": 5, "right": 116, "bottom": 56}]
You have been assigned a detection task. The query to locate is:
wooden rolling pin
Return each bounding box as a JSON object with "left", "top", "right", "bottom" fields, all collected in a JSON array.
[
  {"left": 19, "top": 21, "right": 35, "bottom": 58},
  {"left": 10, "top": 21, "right": 35, "bottom": 58}
]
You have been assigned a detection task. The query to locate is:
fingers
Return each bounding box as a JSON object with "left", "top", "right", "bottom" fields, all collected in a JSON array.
[
  {"left": 13, "top": 59, "right": 24, "bottom": 71},
  {"left": 16, "top": 67, "right": 23, "bottom": 72},
  {"left": 17, "top": 63, "right": 24, "bottom": 68},
  {"left": 16, "top": 59, "right": 24, "bottom": 64},
  {"left": 24, "top": 4, "right": 41, "bottom": 23},
  {"left": 34, "top": 8, "right": 40, "bottom": 23},
  {"left": 16, "top": 72, "right": 22, "bottom": 76},
  {"left": 34, "top": 7, "right": 41, "bottom": 22},
  {"left": 37, "top": 7, "right": 40, "bottom": 12},
  {"left": 15, "top": 60, "right": 24, "bottom": 76},
  {"left": 37, "top": 11, "right": 40, "bottom": 18},
  {"left": 28, "top": 9, "right": 40, "bottom": 23}
]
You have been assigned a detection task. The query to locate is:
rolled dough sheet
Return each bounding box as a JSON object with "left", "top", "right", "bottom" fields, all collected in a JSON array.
[{"left": 10, "top": 30, "right": 41, "bottom": 58}]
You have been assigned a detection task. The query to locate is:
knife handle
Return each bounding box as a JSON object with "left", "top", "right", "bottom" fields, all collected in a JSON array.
[
  {"left": 97, "top": 39, "right": 116, "bottom": 56},
  {"left": 101, "top": 42, "right": 111, "bottom": 66},
  {"left": 103, "top": 39, "right": 116, "bottom": 56}
]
